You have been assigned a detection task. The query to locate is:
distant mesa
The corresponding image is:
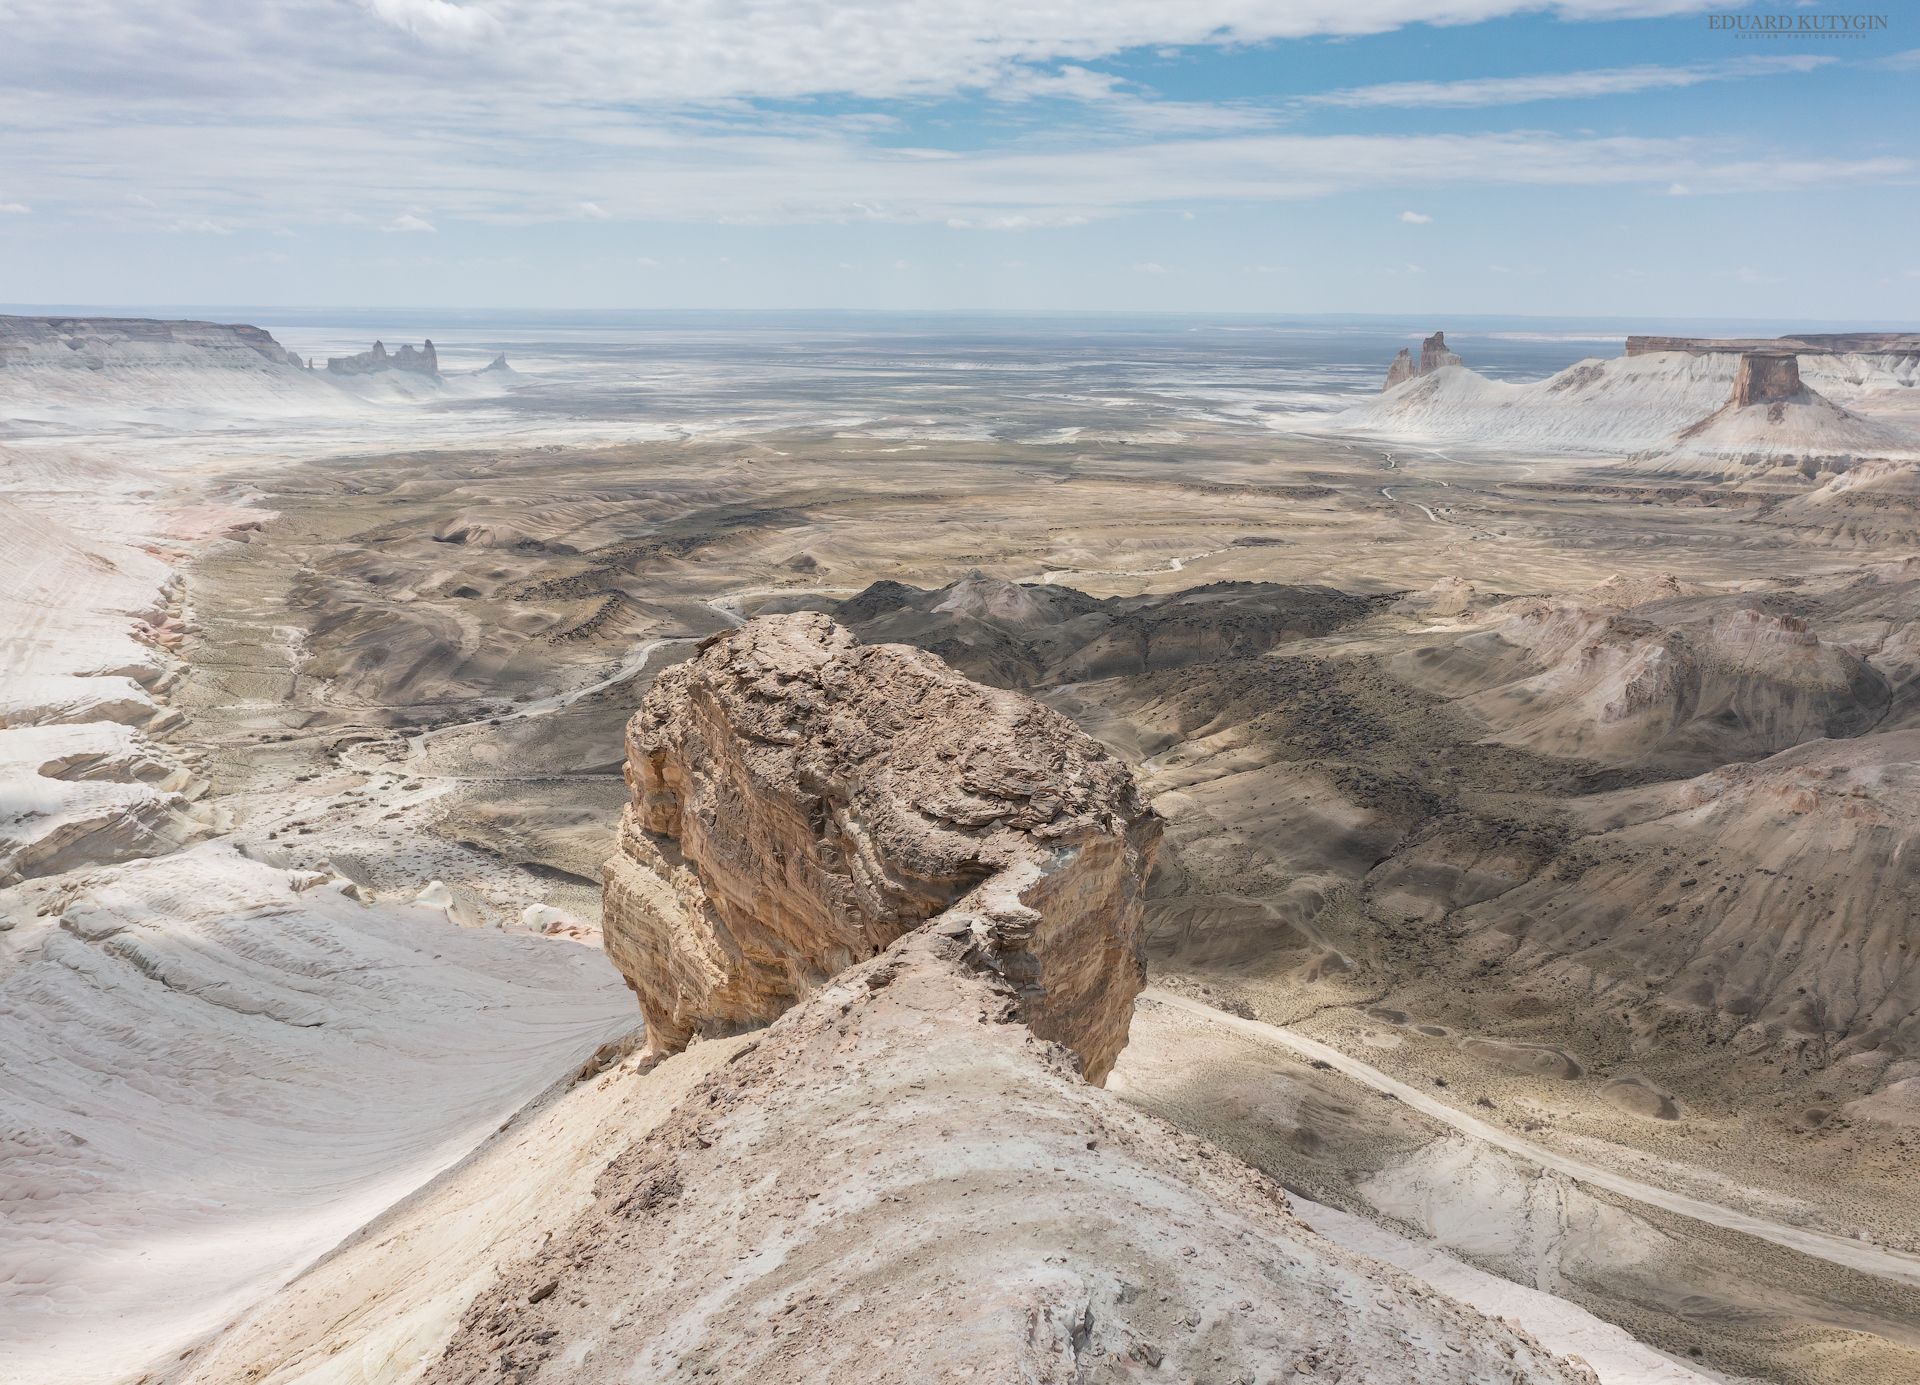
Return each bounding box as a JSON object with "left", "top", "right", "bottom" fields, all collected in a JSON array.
[
  {"left": 1627, "top": 332, "right": 1920, "bottom": 358},
  {"left": 481, "top": 352, "right": 512, "bottom": 372},
  {"left": 1383, "top": 330, "right": 1463, "bottom": 391},
  {"left": 1346, "top": 325, "right": 1920, "bottom": 473},
  {"left": 327, "top": 338, "right": 439, "bottom": 377},
  {"left": 0, "top": 314, "right": 301, "bottom": 369}
]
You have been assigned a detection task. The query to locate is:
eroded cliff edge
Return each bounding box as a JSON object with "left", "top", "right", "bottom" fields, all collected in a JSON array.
[{"left": 602, "top": 611, "right": 1161, "bottom": 1085}]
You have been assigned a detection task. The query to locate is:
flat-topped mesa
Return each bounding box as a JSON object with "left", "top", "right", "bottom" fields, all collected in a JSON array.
[
  {"left": 0, "top": 314, "right": 300, "bottom": 368},
  {"left": 1382, "top": 347, "right": 1415, "bottom": 391},
  {"left": 602, "top": 612, "right": 1161, "bottom": 1084},
  {"left": 326, "top": 338, "right": 439, "bottom": 376},
  {"left": 1418, "top": 330, "right": 1463, "bottom": 375},
  {"left": 1730, "top": 351, "right": 1802, "bottom": 406},
  {"left": 1627, "top": 333, "right": 1920, "bottom": 358}
]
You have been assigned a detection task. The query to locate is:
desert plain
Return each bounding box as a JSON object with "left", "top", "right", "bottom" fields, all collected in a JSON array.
[{"left": 6, "top": 314, "right": 1920, "bottom": 1385}]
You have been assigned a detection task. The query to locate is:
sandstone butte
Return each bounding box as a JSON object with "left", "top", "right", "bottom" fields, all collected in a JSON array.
[{"left": 601, "top": 611, "right": 1162, "bottom": 1085}]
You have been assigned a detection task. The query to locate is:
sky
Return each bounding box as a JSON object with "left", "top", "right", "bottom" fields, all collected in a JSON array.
[{"left": 0, "top": 0, "right": 1915, "bottom": 316}]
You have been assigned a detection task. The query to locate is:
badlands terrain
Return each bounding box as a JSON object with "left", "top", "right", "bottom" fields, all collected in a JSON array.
[{"left": 5, "top": 312, "right": 1920, "bottom": 1385}]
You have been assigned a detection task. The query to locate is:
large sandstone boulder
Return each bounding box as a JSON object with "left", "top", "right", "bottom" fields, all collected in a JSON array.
[{"left": 603, "top": 612, "right": 1161, "bottom": 1084}]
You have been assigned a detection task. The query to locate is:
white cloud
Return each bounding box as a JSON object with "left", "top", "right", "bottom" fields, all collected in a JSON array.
[
  {"left": 7, "top": 2, "right": 1727, "bottom": 113},
  {"left": 636, "top": 255, "right": 660, "bottom": 265},
  {"left": 579, "top": 201, "right": 611, "bottom": 219},
  {"left": 1306, "top": 56, "right": 1831, "bottom": 110},
  {"left": 1405, "top": 263, "right": 1424, "bottom": 273},
  {"left": 1489, "top": 263, "right": 1543, "bottom": 275},
  {"left": 1666, "top": 183, "right": 1691, "bottom": 195},
  {"left": 1131, "top": 262, "right": 1166, "bottom": 273},
  {"left": 0, "top": 2, "right": 1889, "bottom": 238},
  {"left": 0, "top": 200, "right": 30, "bottom": 214},
  {"left": 1399, "top": 210, "right": 1431, "bottom": 223},
  {"left": 892, "top": 258, "right": 909, "bottom": 268},
  {"left": 363, "top": 0, "right": 498, "bottom": 46}
]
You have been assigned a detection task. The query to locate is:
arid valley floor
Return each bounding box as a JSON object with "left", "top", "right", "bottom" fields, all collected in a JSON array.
[{"left": 7, "top": 316, "right": 1920, "bottom": 1385}]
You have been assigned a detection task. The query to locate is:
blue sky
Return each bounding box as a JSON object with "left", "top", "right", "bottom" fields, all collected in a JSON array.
[{"left": 1, "top": 0, "right": 1914, "bottom": 316}]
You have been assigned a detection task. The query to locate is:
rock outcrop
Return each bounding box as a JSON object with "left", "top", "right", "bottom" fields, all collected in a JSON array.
[
  {"left": 1382, "top": 347, "right": 1415, "bottom": 391},
  {"left": 1636, "top": 352, "right": 1920, "bottom": 476},
  {"left": 1729, "top": 351, "right": 1801, "bottom": 407},
  {"left": 1628, "top": 332, "right": 1920, "bottom": 358},
  {"left": 0, "top": 314, "right": 300, "bottom": 368},
  {"left": 602, "top": 612, "right": 1161, "bottom": 1084},
  {"left": 424, "top": 928, "right": 1597, "bottom": 1385},
  {"left": 1419, "top": 330, "right": 1463, "bottom": 375},
  {"left": 326, "top": 339, "right": 439, "bottom": 377},
  {"left": 1327, "top": 347, "right": 1920, "bottom": 464}
]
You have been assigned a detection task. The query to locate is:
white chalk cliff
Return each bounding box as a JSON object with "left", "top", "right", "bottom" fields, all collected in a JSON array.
[{"left": 1326, "top": 347, "right": 1920, "bottom": 472}]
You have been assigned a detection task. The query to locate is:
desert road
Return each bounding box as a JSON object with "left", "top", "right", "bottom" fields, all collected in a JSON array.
[{"left": 1148, "top": 989, "right": 1920, "bottom": 1290}]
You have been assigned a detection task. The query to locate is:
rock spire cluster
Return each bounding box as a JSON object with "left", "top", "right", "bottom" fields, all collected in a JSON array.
[
  {"left": 1382, "top": 330, "right": 1464, "bottom": 390},
  {"left": 325, "top": 339, "right": 439, "bottom": 376}
]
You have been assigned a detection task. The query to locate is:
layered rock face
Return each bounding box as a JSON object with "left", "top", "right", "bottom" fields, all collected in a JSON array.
[
  {"left": 1628, "top": 332, "right": 1920, "bottom": 358},
  {"left": 1382, "top": 347, "right": 1415, "bottom": 390},
  {"left": 1729, "top": 351, "right": 1801, "bottom": 406},
  {"left": 602, "top": 612, "right": 1161, "bottom": 1084},
  {"left": 0, "top": 314, "right": 299, "bottom": 368},
  {"left": 1418, "top": 329, "right": 1463, "bottom": 374},
  {"left": 326, "top": 339, "right": 439, "bottom": 376}
]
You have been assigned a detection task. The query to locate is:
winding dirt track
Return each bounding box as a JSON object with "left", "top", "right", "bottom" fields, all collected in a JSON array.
[{"left": 1147, "top": 989, "right": 1920, "bottom": 1290}]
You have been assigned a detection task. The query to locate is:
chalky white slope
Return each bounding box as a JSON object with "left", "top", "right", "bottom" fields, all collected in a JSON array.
[
  {"left": 0, "top": 843, "right": 637, "bottom": 1385},
  {"left": 1321, "top": 351, "right": 1920, "bottom": 464}
]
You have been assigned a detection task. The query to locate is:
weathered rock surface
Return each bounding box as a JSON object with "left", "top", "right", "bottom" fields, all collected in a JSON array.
[
  {"left": 424, "top": 927, "right": 1597, "bottom": 1385},
  {"left": 603, "top": 612, "right": 1161, "bottom": 1084},
  {"left": 1627, "top": 333, "right": 1920, "bottom": 358},
  {"left": 1729, "top": 352, "right": 1801, "bottom": 407},
  {"left": 1419, "top": 330, "right": 1463, "bottom": 375},
  {"left": 1383, "top": 347, "right": 1416, "bottom": 391}
]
